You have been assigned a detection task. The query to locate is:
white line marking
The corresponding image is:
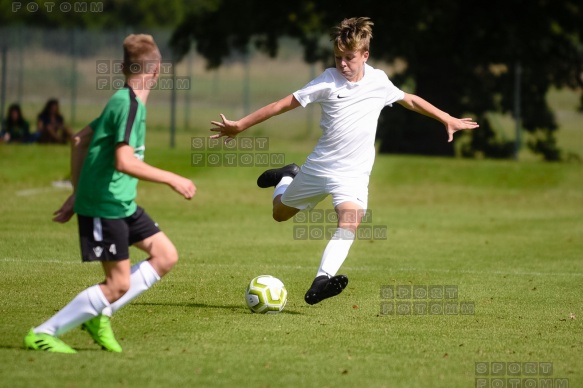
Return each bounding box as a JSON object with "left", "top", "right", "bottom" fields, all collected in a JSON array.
[
  {"left": 16, "top": 182, "right": 72, "bottom": 197},
  {"left": 16, "top": 187, "right": 60, "bottom": 197},
  {"left": 393, "top": 267, "right": 583, "bottom": 277}
]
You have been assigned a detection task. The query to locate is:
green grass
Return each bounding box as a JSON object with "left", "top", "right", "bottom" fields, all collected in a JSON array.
[{"left": 0, "top": 131, "right": 582, "bottom": 387}]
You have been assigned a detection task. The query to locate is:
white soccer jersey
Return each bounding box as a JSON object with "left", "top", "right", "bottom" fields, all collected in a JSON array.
[{"left": 293, "top": 64, "right": 404, "bottom": 178}]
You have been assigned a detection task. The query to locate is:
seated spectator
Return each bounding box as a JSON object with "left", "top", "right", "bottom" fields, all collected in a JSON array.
[
  {"left": 36, "top": 98, "right": 73, "bottom": 144},
  {"left": 1, "top": 103, "right": 31, "bottom": 143}
]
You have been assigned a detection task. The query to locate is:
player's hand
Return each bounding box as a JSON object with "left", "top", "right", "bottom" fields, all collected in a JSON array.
[
  {"left": 446, "top": 117, "right": 479, "bottom": 142},
  {"left": 169, "top": 175, "right": 196, "bottom": 200},
  {"left": 53, "top": 194, "right": 76, "bottom": 223},
  {"left": 210, "top": 114, "right": 242, "bottom": 144}
]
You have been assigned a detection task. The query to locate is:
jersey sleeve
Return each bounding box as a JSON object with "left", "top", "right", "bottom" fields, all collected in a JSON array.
[
  {"left": 292, "top": 70, "right": 335, "bottom": 107},
  {"left": 383, "top": 72, "right": 405, "bottom": 107},
  {"left": 88, "top": 116, "right": 101, "bottom": 131},
  {"left": 105, "top": 95, "right": 140, "bottom": 146}
]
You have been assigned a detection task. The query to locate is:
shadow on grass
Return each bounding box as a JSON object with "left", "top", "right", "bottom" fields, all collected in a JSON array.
[
  {"left": 1, "top": 345, "right": 101, "bottom": 352},
  {"left": 0, "top": 345, "right": 24, "bottom": 350},
  {"left": 133, "top": 302, "right": 303, "bottom": 315}
]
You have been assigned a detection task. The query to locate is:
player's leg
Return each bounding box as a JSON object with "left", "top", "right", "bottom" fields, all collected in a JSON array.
[
  {"left": 316, "top": 201, "right": 363, "bottom": 276},
  {"left": 81, "top": 261, "right": 129, "bottom": 353},
  {"left": 24, "top": 276, "right": 114, "bottom": 353},
  {"left": 272, "top": 195, "right": 301, "bottom": 222},
  {"left": 25, "top": 261, "right": 130, "bottom": 353},
  {"left": 107, "top": 231, "right": 176, "bottom": 314},
  {"left": 82, "top": 208, "right": 166, "bottom": 352},
  {"left": 305, "top": 177, "right": 368, "bottom": 305},
  {"left": 304, "top": 201, "right": 364, "bottom": 305},
  {"left": 25, "top": 216, "right": 131, "bottom": 353},
  {"left": 80, "top": 232, "right": 173, "bottom": 353},
  {"left": 72, "top": 214, "right": 131, "bottom": 353},
  {"left": 257, "top": 163, "right": 302, "bottom": 221},
  {"left": 100, "top": 260, "right": 132, "bottom": 302},
  {"left": 261, "top": 165, "right": 331, "bottom": 223}
]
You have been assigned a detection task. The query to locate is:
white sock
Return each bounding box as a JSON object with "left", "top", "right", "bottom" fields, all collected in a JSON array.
[
  {"left": 34, "top": 284, "right": 109, "bottom": 337},
  {"left": 316, "top": 228, "right": 356, "bottom": 277},
  {"left": 273, "top": 176, "right": 293, "bottom": 199},
  {"left": 110, "top": 260, "right": 160, "bottom": 314}
]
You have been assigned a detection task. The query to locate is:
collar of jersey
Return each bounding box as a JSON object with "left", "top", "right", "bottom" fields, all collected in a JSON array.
[{"left": 344, "top": 64, "right": 371, "bottom": 89}]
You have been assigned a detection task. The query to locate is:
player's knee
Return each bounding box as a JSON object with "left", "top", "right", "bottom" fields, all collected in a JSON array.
[
  {"left": 272, "top": 210, "right": 291, "bottom": 222},
  {"left": 338, "top": 222, "right": 359, "bottom": 234},
  {"left": 159, "top": 245, "right": 179, "bottom": 272},
  {"left": 167, "top": 246, "right": 179, "bottom": 268}
]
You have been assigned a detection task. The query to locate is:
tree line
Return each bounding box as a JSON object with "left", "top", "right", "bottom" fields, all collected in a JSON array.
[{"left": 3, "top": 0, "right": 582, "bottom": 160}]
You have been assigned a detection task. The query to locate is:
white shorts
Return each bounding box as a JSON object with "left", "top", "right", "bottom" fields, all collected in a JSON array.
[{"left": 280, "top": 171, "right": 369, "bottom": 211}]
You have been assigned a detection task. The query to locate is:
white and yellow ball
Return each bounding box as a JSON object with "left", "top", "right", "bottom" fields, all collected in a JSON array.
[{"left": 245, "top": 275, "right": 288, "bottom": 314}]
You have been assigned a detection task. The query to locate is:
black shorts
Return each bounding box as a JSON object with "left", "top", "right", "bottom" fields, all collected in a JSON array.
[{"left": 78, "top": 207, "right": 161, "bottom": 262}]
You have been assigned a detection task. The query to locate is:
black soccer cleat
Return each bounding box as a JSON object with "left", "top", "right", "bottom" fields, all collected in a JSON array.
[
  {"left": 257, "top": 163, "right": 300, "bottom": 188},
  {"left": 304, "top": 274, "right": 349, "bottom": 305}
]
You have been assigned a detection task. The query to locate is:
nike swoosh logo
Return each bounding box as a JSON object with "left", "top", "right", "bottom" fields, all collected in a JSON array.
[{"left": 337, "top": 95, "right": 349, "bottom": 99}]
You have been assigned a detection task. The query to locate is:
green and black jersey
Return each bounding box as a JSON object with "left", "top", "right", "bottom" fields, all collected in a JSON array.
[{"left": 74, "top": 85, "right": 146, "bottom": 219}]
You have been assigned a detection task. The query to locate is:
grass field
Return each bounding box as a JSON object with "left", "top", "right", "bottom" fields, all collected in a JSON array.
[{"left": 0, "top": 130, "right": 582, "bottom": 387}]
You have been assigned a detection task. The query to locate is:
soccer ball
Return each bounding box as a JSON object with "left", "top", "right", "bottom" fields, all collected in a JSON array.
[{"left": 245, "top": 275, "right": 288, "bottom": 314}]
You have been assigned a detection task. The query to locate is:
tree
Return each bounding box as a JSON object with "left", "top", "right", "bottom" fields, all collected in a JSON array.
[
  {"left": 170, "top": 0, "right": 582, "bottom": 160},
  {"left": 0, "top": 0, "right": 190, "bottom": 29}
]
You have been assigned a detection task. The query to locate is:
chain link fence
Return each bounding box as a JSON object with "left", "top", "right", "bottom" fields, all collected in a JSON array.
[{"left": 0, "top": 26, "right": 320, "bottom": 146}]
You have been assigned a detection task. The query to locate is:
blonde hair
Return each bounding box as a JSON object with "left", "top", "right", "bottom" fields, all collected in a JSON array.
[
  {"left": 330, "top": 17, "right": 374, "bottom": 53},
  {"left": 122, "top": 34, "right": 161, "bottom": 76}
]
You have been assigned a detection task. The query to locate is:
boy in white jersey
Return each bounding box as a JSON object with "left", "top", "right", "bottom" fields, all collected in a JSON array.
[{"left": 211, "top": 17, "right": 478, "bottom": 305}]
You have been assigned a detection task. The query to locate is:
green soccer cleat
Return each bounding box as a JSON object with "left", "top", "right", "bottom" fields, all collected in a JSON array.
[
  {"left": 23, "top": 329, "right": 77, "bottom": 353},
  {"left": 82, "top": 315, "right": 122, "bottom": 353}
]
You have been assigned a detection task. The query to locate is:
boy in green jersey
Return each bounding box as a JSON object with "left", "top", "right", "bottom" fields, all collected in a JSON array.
[{"left": 24, "top": 34, "right": 195, "bottom": 353}]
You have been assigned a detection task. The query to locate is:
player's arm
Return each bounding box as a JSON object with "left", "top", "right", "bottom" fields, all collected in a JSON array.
[
  {"left": 397, "top": 92, "right": 479, "bottom": 142},
  {"left": 53, "top": 125, "right": 93, "bottom": 223},
  {"left": 115, "top": 144, "right": 195, "bottom": 200},
  {"left": 210, "top": 94, "right": 301, "bottom": 140},
  {"left": 71, "top": 126, "right": 93, "bottom": 191}
]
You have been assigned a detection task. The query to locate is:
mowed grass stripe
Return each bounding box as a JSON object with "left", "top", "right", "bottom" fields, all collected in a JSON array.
[
  {"left": 0, "top": 132, "right": 582, "bottom": 388},
  {"left": 2, "top": 258, "right": 583, "bottom": 278}
]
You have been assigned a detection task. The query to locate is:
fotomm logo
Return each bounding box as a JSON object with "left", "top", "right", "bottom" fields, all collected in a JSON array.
[
  {"left": 96, "top": 77, "right": 191, "bottom": 91},
  {"left": 292, "top": 209, "right": 387, "bottom": 241},
  {"left": 379, "top": 284, "right": 475, "bottom": 316},
  {"left": 94, "top": 60, "right": 188, "bottom": 90},
  {"left": 12, "top": 2, "right": 104, "bottom": 13},
  {"left": 96, "top": 60, "right": 175, "bottom": 75},
  {"left": 191, "top": 137, "right": 284, "bottom": 167},
  {"left": 475, "top": 362, "right": 568, "bottom": 387}
]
